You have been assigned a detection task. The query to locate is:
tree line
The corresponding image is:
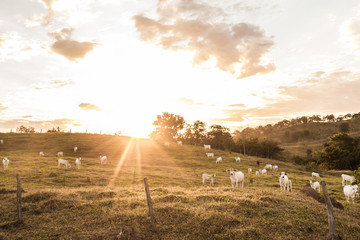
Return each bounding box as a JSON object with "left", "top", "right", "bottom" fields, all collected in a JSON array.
[{"left": 150, "top": 112, "right": 284, "bottom": 159}]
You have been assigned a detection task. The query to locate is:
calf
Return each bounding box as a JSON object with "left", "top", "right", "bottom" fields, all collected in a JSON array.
[
  {"left": 235, "top": 157, "right": 241, "bottom": 163},
  {"left": 312, "top": 172, "right": 320, "bottom": 178},
  {"left": 206, "top": 153, "right": 214, "bottom": 158},
  {"left": 204, "top": 144, "right": 211, "bottom": 151},
  {"left": 100, "top": 155, "right": 108, "bottom": 165},
  {"left": 226, "top": 168, "right": 245, "bottom": 188},
  {"left": 75, "top": 157, "right": 82, "bottom": 169},
  {"left": 248, "top": 168, "right": 252, "bottom": 173},
  {"left": 202, "top": 173, "right": 216, "bottom": 186},
  {"left": 309, "top": 180, "right": 321, "bottom": 193},
  {"left": 341, "top": 174, "right": 356, "bottom": 186},
  {"left": 0, "top": 139, "right": 3, "bottom": 144},
  {"left": 344, "top": 185, "right": 358, "bottom": 203},
  {"left": 260, "top": 169, "right": 267, "bottom": 175},
  {"left": 58, "top": 159, "right": 71, "bottom": 168},
  {"left": 273, "top": 165, "right": 278, "bottom": 171},
  {"left": 2, "top": 157, "right": 9, "bottom": 170},
  {"left": 74, "top": 147, "right": 78, "bottom": 153},
  {"left": 279, "top": 173, "right": 292, "bottom": 191},
  {"left": 216, "top": 157, "right": 222, "bottom": 164},
  {"left": 255, "top": 171, "right": 259, "bottom": 175},
  {"left": 264, "top": 164, "right": 272, "bottom": 170},
  {"left": 39, "top": 152, "right": 45, "bottom": 157},
  {"left": 57, "top": 152, "right": 63, "bottom": 157}
]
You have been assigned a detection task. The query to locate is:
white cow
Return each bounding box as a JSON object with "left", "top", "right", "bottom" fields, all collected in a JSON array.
[
  {"left": 58, "top": 159, "right": 71, "bottom": 168},
  {"left": 273, "top": 165, "right": 278, "bottom": 171},
  {"left": 2, "top": 157, "right": 9, "bottom": 170},
  {"left": 341, "top": 174, "right": 356, "bottom": 186},
  {"left": 39, "top": 152, "right": 45, "bottom": 157},
  {"left": 343, "top": 185, "right": 358, "bottom": 203},
  {"left": 226, "top": 168, "right": 245, "bottom": 188},
  {"left": 177, "top": 141, "right": 182, "bottom": 146},
  {"left": 206, "top": 153, "right": 214, "bottom": 158},
  {"left": 215, "top": 157, "right": 222, "bottom": 164},
  {"left": 309, "top": 180, "right": 321, "bottom": 193},
  {"left": 57, "top": 152, "right": 63, "bottom": 157},
  {"left": 312, "top": 172, "right": 320, "bottom": 178},
  {"left": 75, "top": 157, "right": 82, "bottom": 169},
  {"left": 260, "top": 169, "right": 267, "bottom": 175},
  {"left": 235, "top": 157, "right": 241, "bottom": 163},
  {"left": 100, "top": 155, "right": 108, "bottom": 165},
  {"left": 164, "top": 142, "right": 170, "bottom": 147},
  {"left": 74, "top": 147, "right": 78, "bottom": 153},
  {"left": 279, "top": 173, "right": 292, "bottom": 191},
  {"left": 0, "top": 139, "right": 3, "bottom": 144},
  {"left": 255, "top": 171, "right": 259, "bottom": 175},
  {"left": 204, "top": 144, "right": 211, "bottom": 151},
  {"left": 248, "top": 168, "right": 252, "bottom": 173},
  {"left": 202, "top": 173, "right": 216, "bottom": 186},
  {"left": 264, "top": 164, "right": 273, "bottom": 170}
]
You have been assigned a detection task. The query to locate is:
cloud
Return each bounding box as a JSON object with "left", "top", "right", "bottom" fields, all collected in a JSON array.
[
  {"left": 341, "top": 15, "right": 360, "bottom": 53},
  {"left": 79, "top": 103, "right": 102, "bottom": 111},
  {"left": 228, "top": 103, "right": 246, "bottom": 108},
  {"left": 49, "top": 28, "right": 97, "bottom": 61},
  {"left": 216, "top": 69, "right": 360, "bottom": 125},
  {"left": 34, "top": 79, "right": 75, "bottom": 90},
  {"left": 0, "top": 117, "right": 80, "bottom": 132},
  {"left": 177, "top": 97, "right": 203, "bottom": 105},
  {"left": 132, "top": 0, "right": 275, "bottom": 79},
  {"left": 0, "top": 103, "right": 7, "bottom": 111},
  {"left": 25, "top": 0, "right": 57, "bottom": 27}
]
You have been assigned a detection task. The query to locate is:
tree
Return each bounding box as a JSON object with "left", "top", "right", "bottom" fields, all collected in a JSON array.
[
  {"left": 318, "top": 133, "right": 360, "bottom": 170},
  {"left": 150, "top": 112, "right": 185, "bottom": 142},
  {"left": 207, "top": 124, "right": 234, "bottom": 151},
  {"left": 339, "top": 122, "right": 350, "bottom": 133},
  {"left": 16, "top": 125, "right": 35, "bottom": 133},
  {"left": 183, "top": 121, "right": 207, "bottom": 145}
]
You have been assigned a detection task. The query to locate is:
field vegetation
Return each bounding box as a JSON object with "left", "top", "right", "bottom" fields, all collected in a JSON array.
[{"left": 0, "top": 133, "right": 359, "bottom": 239}]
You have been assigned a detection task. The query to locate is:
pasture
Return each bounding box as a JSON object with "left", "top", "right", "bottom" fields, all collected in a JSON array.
[{"left": 0, "top": 133, "right": 359, "bottom": 239}]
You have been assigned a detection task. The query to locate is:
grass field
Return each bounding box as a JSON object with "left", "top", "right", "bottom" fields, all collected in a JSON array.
[{"left": 0, "top": 133, "right": 359, "bottom": 239}]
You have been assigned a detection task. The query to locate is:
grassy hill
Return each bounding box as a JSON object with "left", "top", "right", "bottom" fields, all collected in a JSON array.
[{"left": 0, "top": 133, "right": 359, "bottom": 239}]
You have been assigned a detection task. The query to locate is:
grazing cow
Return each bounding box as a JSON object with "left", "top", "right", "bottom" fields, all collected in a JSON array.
[
  {"left": 216, "top": 157, "right": 222, "bottom": 164},
  {"left": 74, "top": 147, "right": 78, "bottom": 153},
  {"left": 0, "top": 139, "right": 3, "bottom": 144},
  {"left": 341, "top": 174, "right": 356, "bottom": 186},
  {"left": 39, "top": 152, "right": 45, "bottom": 157},
  {"left": 2, "top": 157, "right": 9, "bottom": 170},
  {"left": 248, "top": 168, "right": 252, "bottom": 173},
  {"left": 204, "top": 144, "right": 211, "bottom": 151},
  {"left": 264, "top": 164, "right": 272, "bottom": 170},
  {"left": 226, "top": 168, "right": 245, "bottom": 188},
  {"left": 255, "top": 171, "right": 259, "bottom": 175},
  {"left": 75, "top": 157, "right": 82, "bottom": 169},
  {"left": 343, "top": 185, "right": 358, "bottom": 203},
  {"left": 206, "top": 153, "right": 214, "bottom": 158},
  {"left": 279, "top": 173, "right": 292, "bottom": 191},
  {"left": 312, "top": 172, "right": 320, "bottom": 178},
  {"left": 177, "top": 141, "right": 182, "bottom": 146},
  {"left": 309, "top": 180, "right": 321, "bottom": 193},
  {"left": 260, "top": 169, "right": 267, "bottom": 175},
  {"left": 58, "top": 159, "right": 71, "bottom": 168},
  {"left": 164, "top": 142, "right": 170, "bottom": 147},
  {"left": 273, "top": 165, "right": 278, "bottom": 171},
  {"left": 100, "top": 155, "right": 108, "bottom": 165},
  {"left": 57, "top": 152, "right": 63, "bottom": 157},
  {"left": 235, "top": 157, "right": 241, "bottom": 163},
  {"left": 202, "top": 173, "right": 216, "bottom": 186}
]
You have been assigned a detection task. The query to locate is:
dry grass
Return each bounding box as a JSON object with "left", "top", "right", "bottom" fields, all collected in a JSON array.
[{"left": 0, "top": 133, "right": 359, "bottom": 239}]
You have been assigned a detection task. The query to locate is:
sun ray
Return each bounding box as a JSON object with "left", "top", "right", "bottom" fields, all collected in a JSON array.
[{"left": 107, "top": 137, "right": 135, "bottom": 188}]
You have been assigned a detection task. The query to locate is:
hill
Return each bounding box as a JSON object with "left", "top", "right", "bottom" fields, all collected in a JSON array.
[{"left": 0, "top": 133, "right": 359, "bottom": 239}]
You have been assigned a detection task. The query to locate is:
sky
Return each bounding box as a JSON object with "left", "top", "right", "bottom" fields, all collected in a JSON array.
[{"left": 1, "top": 0, "right": 360, "bottom": 138}]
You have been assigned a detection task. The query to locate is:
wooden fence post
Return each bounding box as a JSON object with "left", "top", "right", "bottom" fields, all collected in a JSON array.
[
  {"left": 320, "top": 181, "right": 335, "bottom": 240},
  {"left": 16, "top": 174, "right": 23, "bottom": 223},
  {"left": 144, "top": 177, "right": 155, "bottom": 226}
]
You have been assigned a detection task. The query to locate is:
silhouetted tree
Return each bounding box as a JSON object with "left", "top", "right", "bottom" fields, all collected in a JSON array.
[
  {"left": 150, "top": 112, "right": 185, "bottom": 142},
  {"left": 16, "top": 125, "right": 35, "bottom": 133},
  {"left": 207, "top": 124, "right": 234, "bottom": 151}
]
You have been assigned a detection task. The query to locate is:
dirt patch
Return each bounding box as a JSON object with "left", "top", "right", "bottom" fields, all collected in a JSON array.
[{"left": 301, "top": 187, "right": 344, "bottom": 210}]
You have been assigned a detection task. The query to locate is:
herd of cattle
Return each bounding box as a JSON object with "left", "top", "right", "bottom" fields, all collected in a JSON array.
[{"left": 1, "top": 139, "right": 359, "bottom": 203}]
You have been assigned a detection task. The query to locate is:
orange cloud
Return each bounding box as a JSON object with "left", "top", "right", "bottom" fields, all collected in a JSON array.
[
  {"left": 34, "top": 79, "right": 75, "bottom": 90},
  {"left": 0, "top": 103, "right": 7, "bottom": 111},
  {"left": 79, "top": 103, "right": 102, "bottom": 111},
  {"left": 49, "top": 28, "right": 97, "bottom": 61},
  {"left": 133, "top": 0, "right": 275, "bottom": 79},
  {"left": 0, "top": 118, "right": 80, "bottom": 132}
]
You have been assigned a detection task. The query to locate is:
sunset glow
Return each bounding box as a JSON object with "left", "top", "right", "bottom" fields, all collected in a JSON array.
[{"left": 1, "top": 0, "right": 360, "bottom": 137}]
